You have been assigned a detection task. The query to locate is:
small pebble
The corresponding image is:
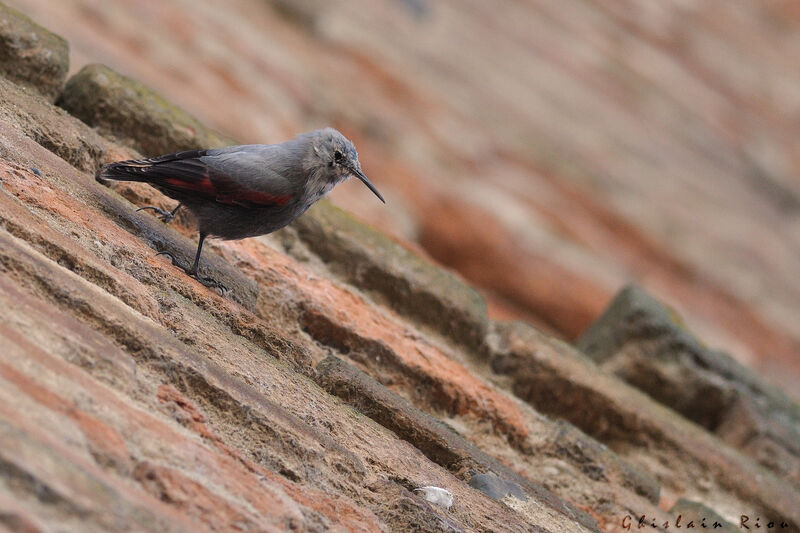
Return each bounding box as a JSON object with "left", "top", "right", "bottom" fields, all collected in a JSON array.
[
  {"left": 413, "top": 486, "right": 453, "bottom": 509},
  {"left": 468, "top": 473, "right": 526, "bottom": 501}
]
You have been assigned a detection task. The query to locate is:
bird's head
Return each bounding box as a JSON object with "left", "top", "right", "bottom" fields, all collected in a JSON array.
[{"left": 307, "top": 128, "right": 385, "bottom": 203}]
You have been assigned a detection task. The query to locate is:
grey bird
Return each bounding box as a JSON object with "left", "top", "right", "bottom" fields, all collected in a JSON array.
[{"left": 97, "top": 128, "right": 384, "bottom": 288}]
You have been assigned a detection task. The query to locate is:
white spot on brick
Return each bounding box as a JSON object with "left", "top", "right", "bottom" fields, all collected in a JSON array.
[{"left": 413, "top": 486, "right": 453, "bottom": 509}]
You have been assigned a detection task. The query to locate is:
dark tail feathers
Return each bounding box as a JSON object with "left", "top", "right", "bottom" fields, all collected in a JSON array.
[
  {"left": 96, "top": 159, "right": 159, "bottom": 184},
  {"left": 95, "top": 149, "right": 208, "bottom": 184}
]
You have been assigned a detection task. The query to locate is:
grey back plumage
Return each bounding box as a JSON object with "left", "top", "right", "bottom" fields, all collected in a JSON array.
[
  {"left": 202, "top": 143, "right": 301, "bottom": 199},
  {"left": 201, "top": 128, "right": 359, "bottom": 201}
]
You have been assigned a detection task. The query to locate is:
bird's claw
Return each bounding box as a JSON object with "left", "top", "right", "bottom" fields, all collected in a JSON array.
[
  {"left": 137, "top": 205, "right": 177, "bottom": 223},
  {"left": 193, "top": 275, "right": 229, "bottom": 294},
  {"left": 154, "top": 251, "right": 228, "bottom": 294}
]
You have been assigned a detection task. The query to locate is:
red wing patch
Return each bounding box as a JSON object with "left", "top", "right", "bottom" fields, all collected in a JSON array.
[
  {"left": 162, "top": 176, "right": 291, "bottom": 208},
  {"left": 215, "top": 190, "right": 292, "bottom": 208},
  {"left": 163, "top": 177, "right": 217, "bottom": 195}
]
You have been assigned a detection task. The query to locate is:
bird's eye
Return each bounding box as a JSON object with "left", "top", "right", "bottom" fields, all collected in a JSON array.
[{"left": 333, "top": 150, "right": 343, "bottom": 163}]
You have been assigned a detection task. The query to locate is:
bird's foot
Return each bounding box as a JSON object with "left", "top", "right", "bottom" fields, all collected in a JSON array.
[
  {"left": 155, "top": 251, "right": 228, "bottom": 293},
  {"left": 137, "top": 205, "right": 178, "bottom": 223},
  {"left": 193, "top": 274, "right": 228, "bottom": 293},
  {"left": 191, "top": 274, "right": 228, "bottom": 293}
]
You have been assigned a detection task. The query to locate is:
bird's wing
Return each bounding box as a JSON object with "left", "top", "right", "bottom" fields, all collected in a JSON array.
[{"left": 99, "top": 146, "right": 297, "bottom": 208}]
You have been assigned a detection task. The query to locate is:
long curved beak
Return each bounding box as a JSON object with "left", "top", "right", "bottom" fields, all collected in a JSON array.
[{"left": 351, "top": 168, "right": 385, "bottom": 204}]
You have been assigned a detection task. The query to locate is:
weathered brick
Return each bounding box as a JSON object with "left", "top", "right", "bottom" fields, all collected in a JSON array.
[
  {"left": 490, "top": 320, "right": 800, "bottom": 530},
  {"left": 468, "top": 473, "right": 526, "bottom": 502},
  {"left": 315, "top": 355, "right": 599, "bottom": 533},
  {"left": 0, "top": 73, "right": 114, "bottom": 173},
  {"left": 577, "top": 285, "right": 800, "bottom": 486},
  {"left": 0, "top": 2, "right": 68, "bottom": 101},
  {"left": 57, "top": 64, "right": 236, "bottom": 156},
  {"left": 302, "top": 297, "right": 662, "bottom": 517},
  {"left": 540, "top": 419, "right": 660, "bottom": 504},
  {"left": 300, "top": 305, "right": 528, "bottom": 446},
  {"left": 293, "top": 200, "right": 489, "bottom": 353}
]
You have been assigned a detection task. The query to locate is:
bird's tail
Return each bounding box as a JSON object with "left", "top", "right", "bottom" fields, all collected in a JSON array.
[
  {"left": 95, "top": 159, "right": 155, "bottom": 184},
  {"left": 95, "top": 150, "right": 208, "bottom": 184}
]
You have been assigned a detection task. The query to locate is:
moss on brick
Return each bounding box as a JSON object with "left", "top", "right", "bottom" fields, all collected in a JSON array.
[
  {"left": 0, "top": 2, "right": 69, "bottom": 101},
  {"left": 293, "top": 200, "right": 489, "bottom": 354},
  {"left": 57, "top": 64, "right": 236, "bottom": 156}
]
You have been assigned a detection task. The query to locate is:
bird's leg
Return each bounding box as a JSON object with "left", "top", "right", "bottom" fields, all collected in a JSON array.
[
  {"left": 137, "top": 203, "right": 182, "bottom": 223},
  {"left": 163, "top": 203, "right": 182, "bottom": 222},
  {"left": 186, "top": 232, "right": 206, "bottom": 276},
  {"left": 156, "top": 233, "right": 228, "bottom": 292}
]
